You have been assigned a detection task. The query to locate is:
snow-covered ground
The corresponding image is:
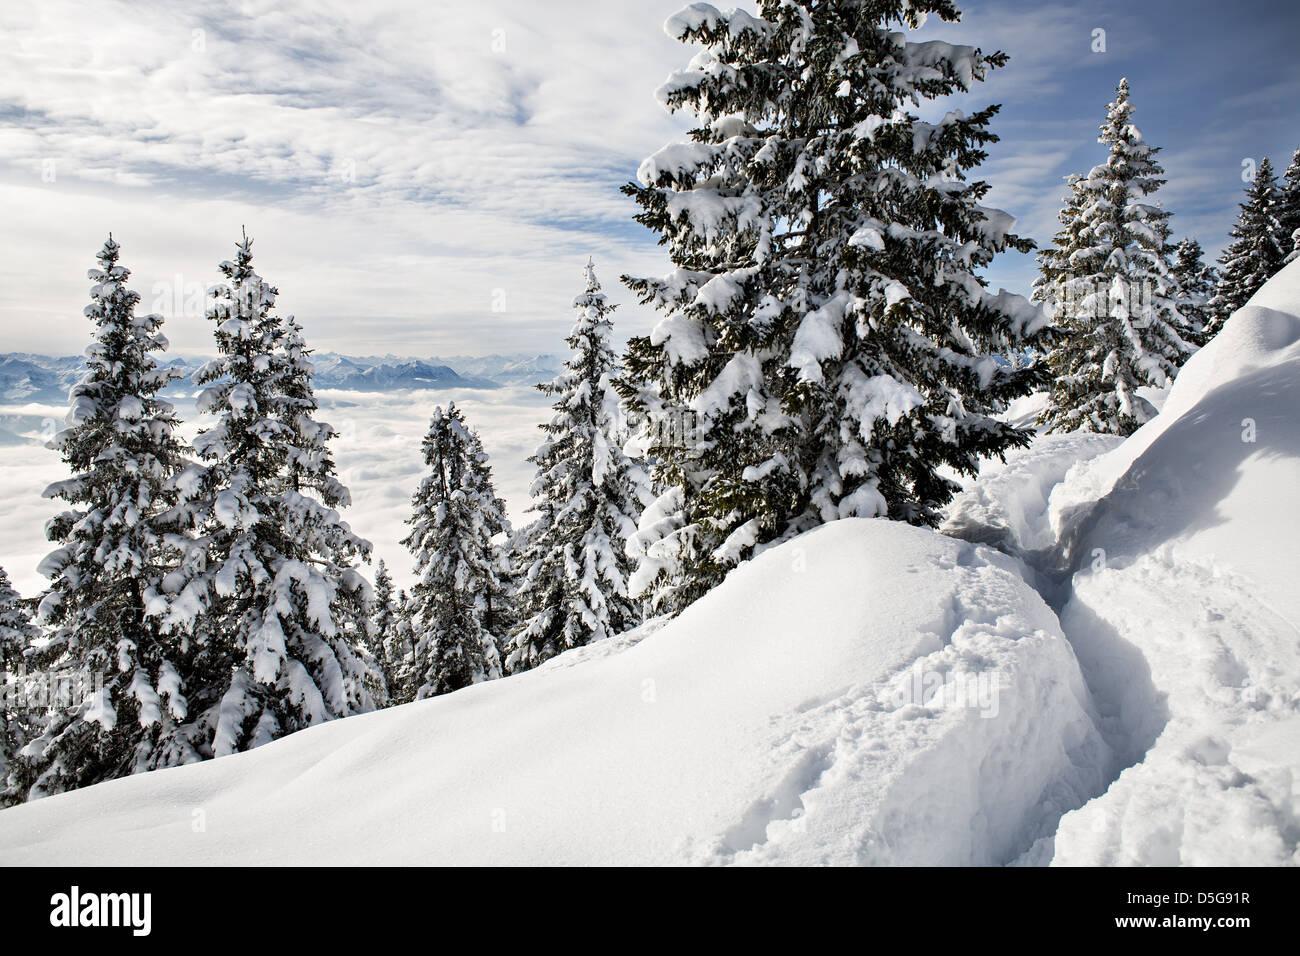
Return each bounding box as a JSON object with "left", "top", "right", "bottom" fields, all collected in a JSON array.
[
  {"left": 1046, "top": 263, "right": 1300, "bottom": 866},
  {"left": 1, "top": 262, "right": 1298, "bottom": 866},
  {"left": 948, "top": 260, "right": 1300, "bottom": 865},
  {"left": 0, "top": 519, "right": 1110, "bottom": 865}
]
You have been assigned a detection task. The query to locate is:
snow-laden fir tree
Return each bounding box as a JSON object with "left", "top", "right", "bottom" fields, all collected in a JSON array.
[
  {"left": 367, "top": 559, "right": 398, "bottom": 703},
  {"left": 465, "top": 430, "right": 515, "bottom": 653},
  {"left": 1036, "top": 78, "right": 1195, "bottom": 436},
  {"left": 1206, "top": 158, "right": 1286, "bottom": 339},
  {"left": 1031, "top": 173, "right": 1087, "bottom": 309},
  {"left": 493, "top": 526, "right": 527, "bottom": 645},
  {"left": 506, "top": 260, "right": 649, "bottom": 673},
  {"left": 401, "top": 404, "right": 509, "bottom": 698},
  {"left": 280, "top": 316, "right": 348, "bottom": 501},
  {"left": 1170, "top": 238, "right": 1219, "bottom": 346},
  {"left": 383, "top": 587, "right": 417, "bottom": 703},
  {"left": 158, "top": 231, "right": 376, "bottom": 758},
  {"left": 0, "top": 566, "right": 41, "bottom": 805},
  {"left": 284, "top": 313, "right": 386, "bottom": 707},
  {"left": 1276, "top": 147, "right": 1300, "bottom": 265},
  {"left": 0, "top": 569, "right": 36, "bottom": 675},
  {"left": 14, "top": 237, "right": 189, "bottom": 800},
  {"left": 370, "top": 559, "right": 397, "bottom": 649},
  {"left": 619, "top": 0, "right": 1051, "bottom": 613}
]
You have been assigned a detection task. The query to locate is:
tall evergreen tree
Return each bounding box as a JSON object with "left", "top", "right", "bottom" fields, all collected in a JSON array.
[
  {"left": 367, "top": 559, "right": 398, "bottom": 703},
  {"left": 465, "top": 429, "right": 514, "bottom": 654},
  {"left": 402, "top": 404, "right": 509, "bottom": 698},
  {"left": 1170, "top": 238, "right": 1219, "bottom": 346},
  {"left": 1036, "top": 78, "right": 1195, "bottom": 436},
  {"left": 1031, "top": 173, "right": 1086, "bottom": 310},
  {"left": 286, "top": 314, "right": 387, "bottom": 708},
  {"left": 620, "top": 0, "right": 1051, "bottom": 613},
  {"left": 1276, "top": 147, "right": 1300, "bottom": 265},
  {"left": 370, "top": 559, "right": 397, "bottom": 647},
  {"left": 17, "top": 236, "right": 188, "bottom": 800},
  {"left": 493, "top": 527, "right": 527, "bottom": 648},
  {"left": 158, "top": 231, "right": 376, "bottom": 758},
  {"left": 279, "top": 316, "right": 347, "bottom": 501},
  {"left": 0, "top": 567, "right": 40, "bottom": 805},
  {"left": 507, "top": 260, "right": 649, "bottom": 673},
  {"left": 384, "top": 587, "right": 417, "bottom": 704},
  {"left": 1206, "top": 158, "right": 1286, "bottom": 339}
]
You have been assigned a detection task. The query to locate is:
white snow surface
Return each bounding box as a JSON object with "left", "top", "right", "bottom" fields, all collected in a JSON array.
[
  {"left": 2, "top": 263, "right": 1299, "bottom": 866},
  {"left": 954, "top": 260, "right": 1300, "bottom": 865},
  {"left": 1047, "top": 259, "right": 1300, "bottom": 866},
  {"left": 0, "top": 519, "right": 1108, "bottom": 865}
]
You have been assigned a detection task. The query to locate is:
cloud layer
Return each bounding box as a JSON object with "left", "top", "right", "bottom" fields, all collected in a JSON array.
[{"left": 0, "top": 385, "right": 554, "bottom": 597}]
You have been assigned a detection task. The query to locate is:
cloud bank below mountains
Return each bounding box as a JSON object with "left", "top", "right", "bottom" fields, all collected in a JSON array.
[{"left": 0, "top": 383, "right": 555, "bottom": 598}]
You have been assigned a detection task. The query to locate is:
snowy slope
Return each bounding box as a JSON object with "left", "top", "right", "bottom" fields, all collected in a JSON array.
[
  {"left": 943, "top": 431, "right": 1123, "bottom": 559},
  {"left": 944, "top": 260, "right": 1300, "bottom": 865},
  {"left": 1048, "top": 260, "right": 1300, "bottom": 866},
  {"left": 0, "top": 520, "right": 1107, "bottom": 866}
]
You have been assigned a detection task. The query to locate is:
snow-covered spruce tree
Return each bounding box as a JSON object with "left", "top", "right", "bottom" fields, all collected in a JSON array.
[
  {"left": 506, "top": 260, "right": 649, "bottom": 673},
  {"left": 366, "top": 559, "right": 398, "bottom": 703},
  {"left": 1, "top": 566, "right": 41, "bottom": 805},
  {"left": 383, "top": 587, "right": 417, "bottom": 704},
  {"left": 1031, "top": 173, "right": 1086, "bottom": 310},
  {"left": 493, "top": 527, "right": 526, "bottom": 644},
  {"left": 280, "top": 316, "right": 347, "bottom": 501},
  {"left": 1276, "top": 147, "right": 1300, "bottom": 265},
  {"left": 619, "top": 0, "right": 1050, "bottom": 613},
  {"left": 465, "top": 427, "right": 515, "bottom": 653},
  {"left": 15, "top": 237, "right": 188, "bottom": 800},
  {"left": 1206, "top": 158, "right": 1286, "bottom": 339},
  {"left": 1170, "top": 238, "right": 1219, "bottom": 347},
  {"left": 158, "top": 231, "right": 376, "bottom": 758},
  {"left": 1036, "top": 78, "right": 1195, "bottom": 436},
  {"left": 402, "top": 404, "right": 509, "bottom": 698},
  {"left": 370, "top": 559, "right": 397, "bottom": 651},
  {"left": 284, "top": 314, "right": 386, "bottom": 708}
]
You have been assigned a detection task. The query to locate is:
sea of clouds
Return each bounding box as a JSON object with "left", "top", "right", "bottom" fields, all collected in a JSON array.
[{"left": 0, "top": 386, "right": 554, "bottom": 598}]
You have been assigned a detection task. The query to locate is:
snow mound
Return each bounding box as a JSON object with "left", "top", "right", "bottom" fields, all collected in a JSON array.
[
  {"left": 1049, "top": 259, "right": 1300, "bottom": 865},
  {"left": 1049, "top": 259, "right": 1300, "bottom": 541},
  {"left": 943, "top": 431, "right": 1123, "bottom": 557},
  {"left": 0, "top": 520, "right": 1107, "bottom": 866}
]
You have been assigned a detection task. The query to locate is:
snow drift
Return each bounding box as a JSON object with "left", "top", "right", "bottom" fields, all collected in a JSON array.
[
  {"left": 945, "top": 259, "right": 1300, "bottom": 865},
  {"left": 0, "top": 520, "right": 1107, "bottom": 865},
  {"left": 1048, "top": 260, "right": 1300, "bottom": 866}
]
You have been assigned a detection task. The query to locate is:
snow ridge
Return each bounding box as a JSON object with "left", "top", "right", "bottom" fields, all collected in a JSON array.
[{"left": 945, "top": 260, "right": 1300, "bottom": 865}]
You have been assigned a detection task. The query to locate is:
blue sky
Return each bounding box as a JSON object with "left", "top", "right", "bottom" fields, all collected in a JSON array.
[
  {"left": 0, "top": 0, "right": 1296, "bottom": 358},
  {"left": 914, "top": 0, "right": 1300, "bottom": 294}
]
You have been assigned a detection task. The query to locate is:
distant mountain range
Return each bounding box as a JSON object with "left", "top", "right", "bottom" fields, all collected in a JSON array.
[
  {"left": 0, "top": 351, "right": 563, "bottom": 446},
  {"left": 0, "top": 352, "right": 564, "bottom": 405}
]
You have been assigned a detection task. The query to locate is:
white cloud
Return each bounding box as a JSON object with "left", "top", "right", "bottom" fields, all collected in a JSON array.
[
  {"left": 0, "top": 0, "right": 696, "bottom": 356},
  {"left": 0, "top": 385, "right": 554, "bottom": 597},
  {"left": 0, "top": 0, "right": 1292, "bottom": 359}
]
